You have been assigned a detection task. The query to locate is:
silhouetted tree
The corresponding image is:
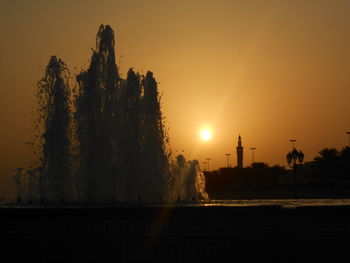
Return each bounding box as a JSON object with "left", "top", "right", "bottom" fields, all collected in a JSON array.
[
  {"left": 314, "top": 148, "right": 339, "bottom": 163},
  {"left": 339, "top": 147, "right": 350, "bottom": 186},
  {"left": 250, "top": 162, "right": 269, "bottom": 170},
  {"left": 313, "top": 148, "right": 340, "bottom": 188}
]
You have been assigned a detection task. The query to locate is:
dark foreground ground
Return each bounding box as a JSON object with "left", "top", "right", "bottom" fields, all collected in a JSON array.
[{"left": 1, "top": 205, "right": 350, "bottom": 262}]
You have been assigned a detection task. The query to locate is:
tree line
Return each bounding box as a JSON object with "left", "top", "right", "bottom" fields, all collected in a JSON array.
[{"left": 205, "top": 146, "right": 350, "bottom": 198}]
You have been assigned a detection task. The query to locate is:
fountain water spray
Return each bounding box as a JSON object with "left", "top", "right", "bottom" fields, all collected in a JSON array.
[{"left": 15, "top": 25, "right": 208, "bottom": 204}]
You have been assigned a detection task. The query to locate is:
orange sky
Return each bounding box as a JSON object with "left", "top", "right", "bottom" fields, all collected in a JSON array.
[{"left": 1, "top": 0, "right": 350, "bottom": 195}]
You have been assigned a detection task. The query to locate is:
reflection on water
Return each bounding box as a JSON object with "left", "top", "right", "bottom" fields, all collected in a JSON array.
[
  {"left": 2, "top": 199, "right": 350, "bottom": 208},
  {"left": 202, "top": 199, "right": 350, "bottom": 208}
]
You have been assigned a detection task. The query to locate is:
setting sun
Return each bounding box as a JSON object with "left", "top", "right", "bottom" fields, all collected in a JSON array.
[{"left": 200, "top": 130, "right": 212, "bottom": 141}]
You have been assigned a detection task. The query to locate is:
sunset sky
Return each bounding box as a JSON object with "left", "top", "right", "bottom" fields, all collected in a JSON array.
[{"left": 1, "top": 0, "right": 350, "bottom": 195}]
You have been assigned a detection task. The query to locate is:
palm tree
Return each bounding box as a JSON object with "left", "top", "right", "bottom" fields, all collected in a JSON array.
[
  {"left": 313, "top": 148, "right": 340, "bottom": 189},
  {"left": 314, "top": 148, "right": 339, "bottom": 163}
]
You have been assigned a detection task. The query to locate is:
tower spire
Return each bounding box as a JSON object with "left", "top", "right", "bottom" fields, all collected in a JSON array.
[{"left": 236, "top": 135, "right": 243, "bottom": 168}]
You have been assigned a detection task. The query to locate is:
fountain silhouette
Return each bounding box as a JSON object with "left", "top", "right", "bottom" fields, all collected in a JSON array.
[{"left": 14, "top": 25, "right": 208, "bottom": 204}]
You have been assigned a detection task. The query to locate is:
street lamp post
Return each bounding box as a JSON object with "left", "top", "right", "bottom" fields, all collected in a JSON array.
[
  {"left": 225, "top": 153, "right": 231, "bottom": 167},
  {"left": 286, "top": 142, "right": 304, "bottom": 200},
  {"left": 250, "top": 147, "right": 256, "bottom": 164},
  {"left": 206, "top": 158, "right": 211, "bottom": 172}
]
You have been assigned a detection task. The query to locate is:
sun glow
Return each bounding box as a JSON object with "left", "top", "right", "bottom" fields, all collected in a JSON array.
[{"left": 200, "top": 129, "right": 212, "bottom": 141}]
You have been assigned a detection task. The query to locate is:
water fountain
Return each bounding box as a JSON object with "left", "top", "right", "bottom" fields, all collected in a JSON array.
[{"left": 14, "top": 25, "right": 208, "bottom": 204}]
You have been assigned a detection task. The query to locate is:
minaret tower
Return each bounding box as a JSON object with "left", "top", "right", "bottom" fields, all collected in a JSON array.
[{"left": 236, "top": 135, "right": 243, "bottom": 168}]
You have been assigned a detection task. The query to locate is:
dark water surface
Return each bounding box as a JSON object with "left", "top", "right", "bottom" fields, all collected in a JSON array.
[
  {"left": 1, "top": 200, "right": 350, "bottom": 262},
  {"left": 3, "top": 198, "right": 350, "bottom": 208}
]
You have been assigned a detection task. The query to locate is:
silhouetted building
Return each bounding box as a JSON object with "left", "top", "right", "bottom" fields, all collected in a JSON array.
[{"left": 236, "top": 135, "right": 243, "bottom": 168}]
